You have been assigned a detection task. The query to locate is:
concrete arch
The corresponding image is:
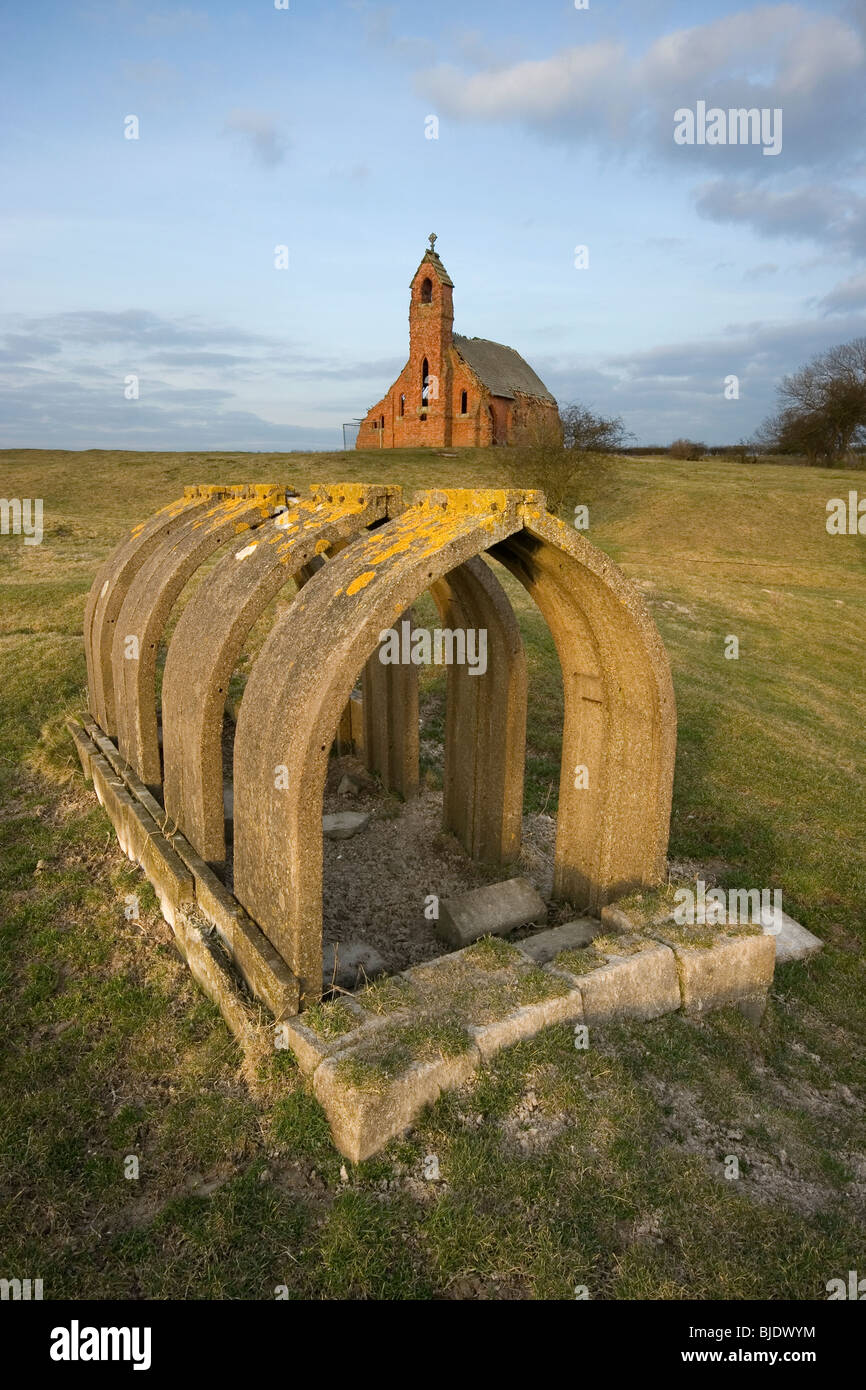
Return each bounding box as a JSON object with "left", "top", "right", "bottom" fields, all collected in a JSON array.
[
  {"left": 160, "top": 486, "right": 528, "bottom": 873},
  {"left": 430, "top": 556, "right": 527, "bottom": 864},
  {"left": 232, "top": 489, "right": 675, "bottom": 1007},
  {"left": 84, "top": 489, "right": 218, "bottom": 736},
  {"left": 161, "top": 485, "right": 393, "bottom": 862},
  {"left": 489, "top": 503, "right": 675, "bottom": 908},
  {"left": 359, "top": 556, "right": 528, "bottom": 863},
  {"left": 111, "top": 489, "right": 285, "bottom": 791},
  {"left": 233, "top": 489, "right": 524, "bottom": 1003}
]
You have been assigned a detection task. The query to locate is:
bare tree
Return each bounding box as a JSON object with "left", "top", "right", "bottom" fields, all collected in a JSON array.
[
  {"left": 503, "top": 404, "right": 631, "bottom": 513},
  {"left": 760, "top": 338, "right": 866, "bottom": 465},
  {"left": 725, "top": 438, "right": 759, "bottom": 465},
  {"left": 669, "top": 438, "right": 706, "bottom": 461}
]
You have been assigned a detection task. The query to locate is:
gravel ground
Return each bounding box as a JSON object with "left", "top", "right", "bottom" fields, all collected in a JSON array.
[{"left": 319, "top": 755, "right": 561, "bottom": 974}]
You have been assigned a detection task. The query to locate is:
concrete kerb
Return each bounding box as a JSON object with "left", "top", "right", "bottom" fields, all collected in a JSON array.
[
  {"left": 78, "top": 715, "right": 300, "bottom": 1018},
  {"left": 547, "top": 936, "right": 681, "bottom": 1026},
  {"left": 67, "top": 718, "right": 94, "bottom": 781},
  {"left": 279, "top": 997, "right": 405, "bottom": 1076},
  {"left": 651, "top": 927, "right": 776, "bottom": 1020},
  {"left": 171, "top": 908, "right": 274, "bottom": 1080},
  {"left": 313, "top": 1047, "right": 482, "bottom": 1166},
  {"left": 600, "top": 893, "right": 811, "bottom": 1017},
  {"left": 68, "top": 719, "right": 287, "bottom": 1069},
  {"left": 69, "top": 712, "right": 792, "bottom": 1163},
  {"left": 89, "top": 748, "right": 194, "bottom": 928},
  {"left": 300, "top": 930, "right": 684, "bottom": 1158}
]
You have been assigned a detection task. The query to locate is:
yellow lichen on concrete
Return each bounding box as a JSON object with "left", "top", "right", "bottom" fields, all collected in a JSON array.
[{"left": 347, "top": 570, "right": 377, "bottom": 595}]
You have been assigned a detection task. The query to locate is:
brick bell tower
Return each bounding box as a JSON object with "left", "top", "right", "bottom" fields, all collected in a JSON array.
[{"left": 409, "top": 233, "right": 454, "bottom": 444}]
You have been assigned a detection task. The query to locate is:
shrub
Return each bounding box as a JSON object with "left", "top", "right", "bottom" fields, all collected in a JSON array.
[{"left": 669, "top": 438, "right": 706, "bottom": 461}]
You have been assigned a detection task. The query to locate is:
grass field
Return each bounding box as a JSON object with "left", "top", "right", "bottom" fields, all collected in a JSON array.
[{"left": 1, "top": 446, "right": 864, "bottom": 1299}]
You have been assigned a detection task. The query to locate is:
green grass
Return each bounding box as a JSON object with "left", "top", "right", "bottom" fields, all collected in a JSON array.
[
  {"left": 335, "top": 1016, "right": 472, "bottom": 1092},
  {"left": 301, "top": 999, "right": 359, "bottom": 1040},
  {"left": 0, "top": 445, "right": 864, "bottom": 1299},
  {"left": 462, "top": 935, "right": 523, "bottom": 969}
]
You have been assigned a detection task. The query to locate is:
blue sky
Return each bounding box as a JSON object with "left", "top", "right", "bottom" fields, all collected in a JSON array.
[{"left": 2, "top": 0, "right": 865, "bottom": 448}]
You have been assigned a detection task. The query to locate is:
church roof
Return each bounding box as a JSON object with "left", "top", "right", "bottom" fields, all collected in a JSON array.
[
  {"left": 413, "top": 247, "right": 454, "bottom": 288},
  {"left": 453, "top": 334, "right": 556, "bottom": 403}
]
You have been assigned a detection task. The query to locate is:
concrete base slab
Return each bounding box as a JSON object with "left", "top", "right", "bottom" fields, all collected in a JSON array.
[
  {"left": 768, "top": 910, "right": 823, "bottom": 965},
  {"left": 651, "top": 926, "right": 776, "bottom": 1015},
  {"left": 437, "top": 877, "right": 547, "bottom": 948},
  {"left": 517, "top": 918, "right": 599, "bottom": 963},
  {"left": 467, "top": 988, "right": 583, "bottom": 1058},
  {"left": 314, "top": 1046, "right": 481, "bottom": 1165},
  {"left": 553, "top": 936, "right": 681, "bottom": 1025}
]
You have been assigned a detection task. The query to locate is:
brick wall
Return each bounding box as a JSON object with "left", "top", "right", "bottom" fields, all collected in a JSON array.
[{"left": 356, "top": 252, "right": 558, "bottom": 450}]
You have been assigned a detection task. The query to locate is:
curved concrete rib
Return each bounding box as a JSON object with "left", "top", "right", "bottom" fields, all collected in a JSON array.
[
  {"left": 233, "top": 489, "right": 675, "bottom": 1007},
  {"left": 430, "top": 556, "right": 527, "bottom": 864},
  {"left": 84, "top": 490, "right": 219, "bottom": 736},
  {"left": 161, "top": 485, "right": 393, "bottom": 863},
  {"left": 359, "top": 609, "right": 420, "bottom": 799},
  {"left": 358, "top": 557, "right": 528, "bottom": 859},
  {"left": 490, "top": 503, "right": 676, "bottom": 908},
  {"left": 232, "top": 490, "right": 527, "bottom": 1004},
  {"left": 112, "top": 489, "right": 285, "bottom": 791}
]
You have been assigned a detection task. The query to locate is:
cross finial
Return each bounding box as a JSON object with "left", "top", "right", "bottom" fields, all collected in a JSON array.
[{"left": 428, "top": 232, "right": 437, "bottom": 252}]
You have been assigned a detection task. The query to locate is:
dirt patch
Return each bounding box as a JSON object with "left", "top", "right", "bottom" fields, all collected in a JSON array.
[
  {"left": 313, "top": 756, "right": 558, "bottom": 976},
  {"left": 500, "top": 1086, "right": 569, "bottom": 1156},
  {"left": 644, "top": 1074, "right": 866, "bottom": 1218},
  {"left": 498, "top": 1065, "right": 571, "bottom": 1156}
]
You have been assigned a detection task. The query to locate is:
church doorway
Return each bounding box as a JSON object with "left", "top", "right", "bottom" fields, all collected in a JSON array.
[{"left": 488, "top": 402, "right": 505, "bottom": 446}]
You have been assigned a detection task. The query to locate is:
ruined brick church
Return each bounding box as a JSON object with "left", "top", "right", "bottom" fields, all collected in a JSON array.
[{"left": 356, "top": 236, "right": 558, "bottom": 449}]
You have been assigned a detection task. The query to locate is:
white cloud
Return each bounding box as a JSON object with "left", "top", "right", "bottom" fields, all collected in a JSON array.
[
  {"left": 419, "top": 5, "right": 864, "bottom": 148},
  {"left": 415, "top": 4, "right": 866, "bottom": 257},
  {"left": 421, "top": 40, "right": 626, "bottom": 124}
]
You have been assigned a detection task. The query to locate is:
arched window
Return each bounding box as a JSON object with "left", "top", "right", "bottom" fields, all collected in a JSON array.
[
  {"left": 421, "top": 358, "right": 429, "bottom": 408},
  {"left": 380, "top": 415, "right": 385, "bottom": 431},
  {"left": 399, "top": 393, "right": 405, "bottom": 417},
  {"left": 420, "top": 277, "right": 433, "bottom": 304},
  {"left": 461, "top": 390, "right": 468, "bottom": 414}
]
